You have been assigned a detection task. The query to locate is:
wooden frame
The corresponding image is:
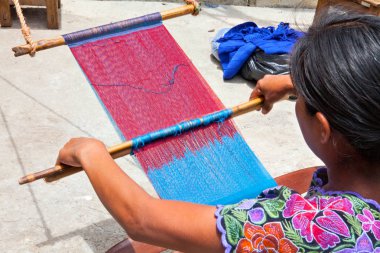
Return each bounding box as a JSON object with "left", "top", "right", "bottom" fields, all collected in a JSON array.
[
  {"left": 0, "top": 0, "right": 12, "bottom": 27},
  {"left": 12, "top": 3, "right": 196, "bottom": 56},
  {"left": 19, "top": 97, "right": 264, "bottom": 185},
  {"left": 0, "top": 0, "right": 60, "bottom": 29}
]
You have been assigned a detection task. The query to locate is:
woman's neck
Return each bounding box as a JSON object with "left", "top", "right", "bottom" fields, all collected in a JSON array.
[{"left": 323, "top": 159, "right": 380, "bottom": 203}]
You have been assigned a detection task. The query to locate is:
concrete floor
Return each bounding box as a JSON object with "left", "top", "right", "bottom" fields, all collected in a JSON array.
[{"left": 0, "top": 1, "right": 320, "bottom": 252}]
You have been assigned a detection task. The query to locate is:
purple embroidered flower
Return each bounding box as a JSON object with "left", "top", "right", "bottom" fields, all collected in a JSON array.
[
  {"left": 248, "top": 207, "right": 265, "bottom": 223},
  {"left": 357, "top": 208, "right": 380, "bottom": 240},
  {"left": 335, "top": 232, "right": 380, "bottom": 253}
]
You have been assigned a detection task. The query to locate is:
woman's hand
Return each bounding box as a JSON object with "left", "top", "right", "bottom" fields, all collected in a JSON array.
[
  {"left": 56, "top": 137, "right": 108, "bottom": 168},
  {"left": 54, "top": 137, "right": 223, "bottom": 253},
  {"left": 250, "top": 74, "right": 296, "bottom": 114}
]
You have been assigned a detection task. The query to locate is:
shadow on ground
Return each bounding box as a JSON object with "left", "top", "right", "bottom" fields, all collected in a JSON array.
[{"left": 36, "top": 219, "right": 126, "bottom": 253}]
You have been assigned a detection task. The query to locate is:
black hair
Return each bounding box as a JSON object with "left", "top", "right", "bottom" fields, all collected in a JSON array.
[{"left": 290, "top": 8, "right": 380, "bottom": 161}]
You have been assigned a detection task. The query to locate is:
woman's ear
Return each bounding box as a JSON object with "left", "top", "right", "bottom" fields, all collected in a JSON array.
[{"left": 315, "top": 112, "right": 331, "bottom": 144}]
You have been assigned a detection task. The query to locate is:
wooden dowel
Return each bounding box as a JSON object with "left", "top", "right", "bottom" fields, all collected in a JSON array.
[
  {"left": 12, "top": 37, "right": 66, "bottom": 57},
  {"left": 42, "top": 142, "right": 134, "bottom": 183},
  {"left": 19, "top": 98, "right": 263, "bottom": 185},
  {"left": 12, "top": 4, "right": 195, "bottom": 57},
  {"left": 19, "top": 141, "right": 133, "bottom": 185},
  {"left": 160, "top": 4, "right": 194, "bottom": 20}
]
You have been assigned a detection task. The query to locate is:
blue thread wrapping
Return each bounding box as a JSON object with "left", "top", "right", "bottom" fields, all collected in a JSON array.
[
  {"left": 131, "top": 109, "right": 233, "bottom": 150},
  {"left": 63, "top": 12, "right": 162, "bottom": 46}
]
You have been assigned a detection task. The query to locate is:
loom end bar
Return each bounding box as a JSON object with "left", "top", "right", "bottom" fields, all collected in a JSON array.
[
  {"left": 44, "top": 143, "right": 133, "bottom": 183},
  {"left": 18, "top": 142, "right": 133, "bottom": 184},
  {"left": 12, "top": 36, "right": 66, "bottom": 57},
  {"left": 44, "top": 166, "right": 83, "bottom": 183},
  {"left": 161, "top": 4, "right": 195, "bottom": 20},
  {"left": 231, "top": 97, "right": 264, "bottom": 117},
  {"left": 18, "top": 165, "right": 66, "bottom": 185}
]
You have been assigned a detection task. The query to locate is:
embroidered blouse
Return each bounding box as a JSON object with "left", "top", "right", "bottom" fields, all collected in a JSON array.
[{"left": 215, "top": 167, "right": 380, "bottom": 253}]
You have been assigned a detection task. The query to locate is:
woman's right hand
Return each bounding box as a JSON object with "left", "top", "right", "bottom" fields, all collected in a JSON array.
[
  {"left": 56, "top": 137, "right": 108, "bottom": 168},
  {"left": 250, "top": 74, "right": 296, "bottom": 114}
]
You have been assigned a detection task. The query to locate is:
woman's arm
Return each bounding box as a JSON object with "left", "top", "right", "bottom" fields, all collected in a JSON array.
[
  {"left": 250, "top": 74, "right": 296, "bottom": 114},
  {"left": 57, "top": 138, "right": 224, "bottom": 253}
]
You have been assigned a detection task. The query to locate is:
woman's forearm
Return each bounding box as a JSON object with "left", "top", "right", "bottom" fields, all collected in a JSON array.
[
  {"left": 79, "top": 147, "right": 152, "bottom": 235},
  {"left": 58, "top": 138, "right": 222, "bottom": 252}
]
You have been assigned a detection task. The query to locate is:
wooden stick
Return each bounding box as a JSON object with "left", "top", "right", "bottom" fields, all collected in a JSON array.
[
  {"left": 18, "top": 97, "right": 263, "bottom": 185},
  {"left": 12, "top": 4, "right": 195, "bottom": 57},
  {"left": 18, "top": 141, "right": 133, "bottom": 185}
]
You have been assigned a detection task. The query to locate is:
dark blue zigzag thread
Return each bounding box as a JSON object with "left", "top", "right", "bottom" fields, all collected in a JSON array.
[{"left": 93, "top": 64, "right": 188, "bottom": 94}]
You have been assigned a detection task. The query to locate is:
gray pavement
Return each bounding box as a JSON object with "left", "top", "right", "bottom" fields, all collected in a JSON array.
[{"left": 0, "top": 1, "right": 320, "bottom": 252}]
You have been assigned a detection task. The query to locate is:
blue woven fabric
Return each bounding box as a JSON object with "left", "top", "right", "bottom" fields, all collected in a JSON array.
[{"left": 217, "top": 22, "right": 303, "bottom": 79}]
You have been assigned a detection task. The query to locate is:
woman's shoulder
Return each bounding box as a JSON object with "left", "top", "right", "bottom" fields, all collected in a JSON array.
[{"left": 216, "top": 168, "right": 380, "bottom": 252}]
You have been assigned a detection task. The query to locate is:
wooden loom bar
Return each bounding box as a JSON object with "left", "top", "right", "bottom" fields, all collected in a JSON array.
[
  {"left": 18, "top": 97, "right": 263, "bottom": 185},
  {"left": 12, "top": 4, "right": 195, "bottom": 57}
]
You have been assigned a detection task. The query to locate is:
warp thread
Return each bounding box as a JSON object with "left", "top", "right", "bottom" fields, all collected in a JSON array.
[
  {"left": 94, "top": 64, "right": 188, "bottom": 94},
  {"left": 67, "top": 22, "right": 277, "bottom": 205}
]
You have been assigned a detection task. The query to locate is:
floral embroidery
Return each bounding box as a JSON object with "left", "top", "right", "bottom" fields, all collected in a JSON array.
[
  {"left": 282, "top": 195, "right": 353, "bottom": 249},
  {"left": 216, "top": 168, "right": 380, "bottom": 253},
  {"left": 248, "top": 208, "right": 266, "bottom": 224},
  {"left": 335, "top": 232, "right": 380, "bottom": 253},
  {"left": 357, "top": 208, "right": 380, "bottom": 240},
  {"left": 236, "top": 222, "right": 298, "bottom": 253}
]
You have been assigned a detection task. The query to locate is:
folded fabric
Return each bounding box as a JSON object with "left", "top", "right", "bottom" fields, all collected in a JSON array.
[
  {"left": 211, "top": 28, "right": 230, "bottom": 61},
  {"left": 217, "top": 22, "right": 303, "bottom": 79}
]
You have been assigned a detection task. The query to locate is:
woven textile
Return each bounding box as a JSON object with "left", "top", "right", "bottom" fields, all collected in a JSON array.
[{"left": 64, "top": 17, "right": 276, "bottom": 205}]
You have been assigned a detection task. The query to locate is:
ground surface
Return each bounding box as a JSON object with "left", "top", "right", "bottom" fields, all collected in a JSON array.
[{"left": 0, "top": 2, "right": 320, "bottom": 252}]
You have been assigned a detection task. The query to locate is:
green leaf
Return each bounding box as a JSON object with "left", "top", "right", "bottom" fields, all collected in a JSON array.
[
  {"left": 282, "top": 188, "right": 292, "bottom": 200},
  {"left": 261, "top": 199, "right": 285, "bottom": 218},
  {"left": 344, "top": 214, "right": 362, "bottom": 237},
  {"left": 224, "top": 214, "right": 243, "bottom": 245},
  {"left": 283, "top": 220, "right": 304, "bottom": 245},
  {"left": 371, "top": 209, "right": 380, "bottom": 219},
  {"left": 343, "top": 236, "right": 355, "bottom": 244},
  {"left": 231, "top": 209, "right": 248, "bottom": 224},
  {"left": 221, "top": 204, "right": 235, "bottom": 216},
  {"left": 298, "top": 244, "right": 321, "bottom": 251},
  {"left": 332, "top": 244, "right": 355, "bottom": 252},
  {"left": 346, "top": 195, "right": 370, "bottom": 213}
]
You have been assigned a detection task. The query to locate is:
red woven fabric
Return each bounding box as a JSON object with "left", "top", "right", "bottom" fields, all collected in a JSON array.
[{"left": 70, "top": 25, "right": 236, "bottom": 171}]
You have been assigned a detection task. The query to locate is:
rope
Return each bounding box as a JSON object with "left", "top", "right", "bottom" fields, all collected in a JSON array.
[
  {"left": 12, "top": 0, "right": 37, "bottom": 56},
  {"left": 184, "top": 0, "right": 201, "bottom": 15}
]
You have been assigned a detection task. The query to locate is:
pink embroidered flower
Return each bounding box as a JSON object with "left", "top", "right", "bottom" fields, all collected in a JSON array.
[
  {"left": 236, "top": 222, "right": 298, "bottom": 253},
  {"left": 357, "top": 208, "right": 380, "bottom": 240},
  {"left": 283, "top": 194, "right": 354, "bottom": 250}
]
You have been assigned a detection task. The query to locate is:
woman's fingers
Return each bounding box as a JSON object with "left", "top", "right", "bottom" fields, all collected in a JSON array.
[
  {"left": 250, "top": 75, "right": 295, "bottom": 114},
  {"left": 55, "top": 138, "right": 106, "bottom": 168}
]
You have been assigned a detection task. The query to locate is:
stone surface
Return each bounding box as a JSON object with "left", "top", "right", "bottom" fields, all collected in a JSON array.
[{"left": 0, "top": 1, "right": 318, "bottom": 252}]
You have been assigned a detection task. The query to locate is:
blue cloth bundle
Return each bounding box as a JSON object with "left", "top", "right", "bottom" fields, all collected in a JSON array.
[{"left": 217, "top": 22, "right": 303, "bottom": 79}]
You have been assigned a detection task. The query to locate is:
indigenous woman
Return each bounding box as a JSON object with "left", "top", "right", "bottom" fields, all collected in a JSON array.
[{"left": 56, "top": 8, "right": 380, "bottom": 252}]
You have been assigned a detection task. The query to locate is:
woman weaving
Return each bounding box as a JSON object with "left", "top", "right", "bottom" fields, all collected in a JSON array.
[{"left": 54, "top": 9, "right": 380, "bottom": 252}]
